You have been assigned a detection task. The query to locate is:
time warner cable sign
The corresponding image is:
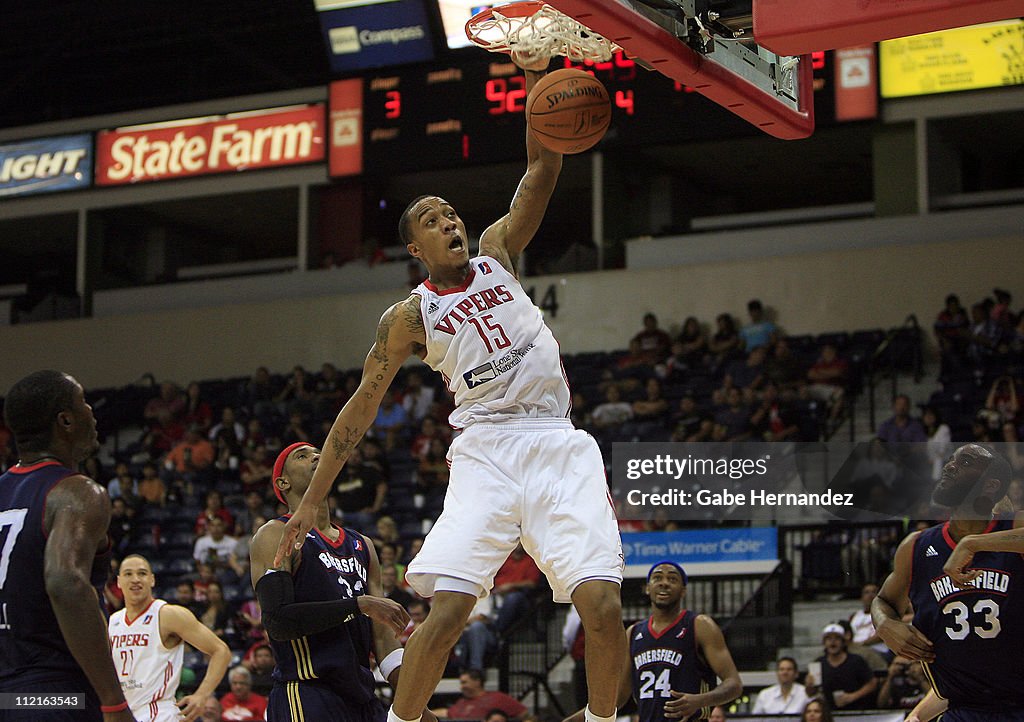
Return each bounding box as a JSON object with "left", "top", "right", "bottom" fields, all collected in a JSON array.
[
  {"left": 316, "top": 0, "right": 435, "bottom": 73},
  {"left": 0, "top": 134, "right": 92, "bottom": 198}
]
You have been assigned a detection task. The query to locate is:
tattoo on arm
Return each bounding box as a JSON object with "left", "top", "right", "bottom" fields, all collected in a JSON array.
[
  {"left": 329, "top": 425, "right": 362, "bottom": 462},
  {"left": 401, "top": 297, "right": 427, "bottom": 355}
]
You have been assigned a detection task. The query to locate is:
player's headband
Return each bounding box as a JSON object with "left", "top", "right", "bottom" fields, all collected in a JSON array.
[
  {"left": 271, "top": 442, "right": 315, "bottom": 504},
  {"left": 647, "top": 560, "right": 687, "bottom": 586}
]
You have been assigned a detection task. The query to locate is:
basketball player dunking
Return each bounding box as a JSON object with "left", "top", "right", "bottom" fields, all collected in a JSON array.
[
  {"left": 108, "top": 555, "right": 231, "bottom": 722},
  {"left": 251, "top": 443, "right": 423, "bottom": 722},
  {"left": 0, "top": 370, "right": 136, "bottom": 722},
  {"left": 565, "top": 562, "right": 742, "bottom": 722},
  {"left": 273, "top": 52, "right": 626, "bottom": 722},
  {"left": 873, "top": 444, "right": 1024, "bottom": 721}
]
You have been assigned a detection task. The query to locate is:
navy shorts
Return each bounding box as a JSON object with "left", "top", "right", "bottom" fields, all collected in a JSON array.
[
  {"left": 267, "top": 682, "right": 386, "bottom": 722},
  {"left": 0, "top": 677, "right": 100, "bottom": 722},
  {"left": 943, "top": 707, "right": 1024, "bottom": 721}
]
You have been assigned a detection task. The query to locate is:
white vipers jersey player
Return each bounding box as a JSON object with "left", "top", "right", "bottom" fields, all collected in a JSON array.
[
  {"left": 412, "top": 256, "right": 569, "bottom": 429},
  {"left": 108, "top": 599, "right": 184, "bottom": 722}
]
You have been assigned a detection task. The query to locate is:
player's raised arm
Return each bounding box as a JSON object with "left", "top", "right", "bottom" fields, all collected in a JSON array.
[
  {"left": 273, "top": 297, "right": 425, "bottom": 566},
  {"left": 159, "top": 605, "right": 231, "bottom": 722},
  {"left": 943, "top": 509, "right": 1024, "bottom": 586},
  {"left": 872, "top": 531, "right": 935, "bottom": 662},
  {"left": 479, "top": 53, "right": 563, "bottom": 272},
  {"left": 44, "top": 476, "right": 135, "bottom": 719}
]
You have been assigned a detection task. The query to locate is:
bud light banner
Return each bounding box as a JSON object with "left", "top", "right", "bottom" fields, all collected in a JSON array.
[
  {"left": 95, "top": 105, "right": 325, "bottom": 186},
  {"left": 621, "top": 528, "right": 778, "bottom": 578},
  {"left": 0, "top": 134, "right": 92, "bottom": 198},
  {"left": 318, "top": 0, "right": 435, "bottom": 73}
]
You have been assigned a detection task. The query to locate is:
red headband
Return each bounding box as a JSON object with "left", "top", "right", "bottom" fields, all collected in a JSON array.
[{"left": 271, "top": 442, "right": 315, "bottom": 504}]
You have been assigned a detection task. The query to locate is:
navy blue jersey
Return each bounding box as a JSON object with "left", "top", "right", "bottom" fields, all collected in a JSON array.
[
  {"left": 270, "top": 517, "right": 376, "bottom": 705},
  {"left": 910, "top": 519, "right": 1024, "bottom": 710},
  {"left": 630, "top": 610, "right": 716, "bottom": 722},
  {"left": 0, "top": 461, "right": 109, "bottom": 688}
]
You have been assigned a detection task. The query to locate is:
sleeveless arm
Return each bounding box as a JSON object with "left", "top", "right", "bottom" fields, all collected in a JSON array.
[
  {"left": 872, "top": 530, "right": 935, "bottom": 661},
  {"left": 943, "top": 510, "right": 1024, "bottom": 586},
  {"left": 664, "top": 614, "right": 741, "bottom": 714},
  {"left": 273, "top": 296, "right": 425, "bottom": 567},
  {"left": 478, "top": 67, "right": 562, "bottom": 274},
  {"left": 160, "top": 604, "right": 231, "bottom": 716},
  {"left": 43, "top": 475, "right": 127, "bottom": 709}
]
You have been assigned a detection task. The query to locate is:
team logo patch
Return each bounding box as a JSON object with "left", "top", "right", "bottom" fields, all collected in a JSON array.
[
  {"left": 353, "top": 538, "right": 362, "bottom": 551},
  {"left": 925, "top": 545, "right": 938, "bottom": 557},
  {"left": 142, "top": 615, "right": 152, "bottom": 624},
  {"left": 464, "top": 362, "right": 498, "bottom": 389},
  {"left": 676, "top": 627, "right": 687, "bottom": 638},
  {"left": 635, "top": 632, "right": 643, "bottom": 640}
]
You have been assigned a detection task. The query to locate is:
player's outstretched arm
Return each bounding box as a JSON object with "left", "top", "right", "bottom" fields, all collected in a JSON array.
[
  {"left": 160, "top": 604, "right": 231, "bottom": 722},
  {"left": 479, "top": 55, "right": 562, "bottom": 274},
  {"left": 872, "top": 531, "right": 935, "bottom": 661},
  {"left": 44, "top": 476, "right": 136, "bottom": 721},
  {"left": 273, "top": 297, "right": 425, "bottom": 566},
  {"left": 664, "top": 615, "right": 742, "bottom": 720},
  {"left": 562, "top": 623, "right": 635, "bottom": 722},
  {"left": 944, "top": 509, "right": 1024, "bottom": 586},
  {"left": 905, "top": 688, "right": 948, "bottom": 722}
]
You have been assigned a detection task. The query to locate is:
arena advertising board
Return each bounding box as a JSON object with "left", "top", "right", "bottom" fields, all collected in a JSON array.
[
  {"left": 0, "top": 133, "right": 92, "bottom": 198},
  {"left": 94, "top": 105, "right": 325, "bottom": 186},
  {"left": 316, "top": 0, "right": 434, "bottom": 73},
  {"left": 880, "top": 19, "right": 1024, "bottom": 97},
  {"left": 620, "top": 528, "right": 778, "bottom": 578}
]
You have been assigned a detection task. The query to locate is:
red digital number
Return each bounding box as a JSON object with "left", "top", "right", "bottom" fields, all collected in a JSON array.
[
  {"left": 563, "top": 51, "right": 635, "bottom": 81},
  {"left": 485, "top": 77, "right": 527, "bottom": 115},
  {"left": 384, "top": 91, "right": 401, "bottom": 119},
  {"left": 614, "top": 90, "right": 635, "bottom": 115},
  {"left": 812, "top": 51, "right": 826, "bottom": 71}
]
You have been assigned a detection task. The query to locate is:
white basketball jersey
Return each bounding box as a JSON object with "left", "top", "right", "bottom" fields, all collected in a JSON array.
[
  {"left": 413, "top": 256, "right": 570, "bottom": 428},
  {"left": 108, "top": 599, "right": 184, "bottom": 722}
]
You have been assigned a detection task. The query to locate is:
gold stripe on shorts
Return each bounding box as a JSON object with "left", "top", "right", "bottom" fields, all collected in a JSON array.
[{"left": 287, "top": 681, "right": 306, "bottom": 722}]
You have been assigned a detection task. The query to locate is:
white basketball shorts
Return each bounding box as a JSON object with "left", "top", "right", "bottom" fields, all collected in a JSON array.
[{"left": 406, "top": 418, "right": 624, "bottom": 602}]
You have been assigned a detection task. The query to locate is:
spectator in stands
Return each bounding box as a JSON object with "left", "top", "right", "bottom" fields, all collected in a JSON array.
[
  {"left": 175, "top": 580, "right": 207, "bottom": 618},
  {"left": 411, "top": 416, "right": 442, "bottom": 460},
  {"left": 751, "top": 657, "right": 808, "bottom": 714},
  {"left": 374, "top": 515, "right": 402, "bottom": 553},
  {"left": 243, "top": 366, "right": 277, "bottom": 422},
  {"left": 800, "top": 699, "right": 833, "bottom": 722},
  {"left": 239, "top": 444, "right": 273, "bottom": 495},
  {"left": 723, "top": 345, "right": 767, "bottom": 392},
  {"left": 106, "top": 462, "right": 139, "bottom": 505},
  {"left": 213, "top": 429, "right": 241, "bottom": 478},
  {"left": 280, "top": 410, "right": 311, "bottom": 446},
  {"left": 196, "top": 490, "right": 235, "bottom": 536},
  {"left": 740, "top": 299, "right": 778, "bottom": 351},
  {"left": 199, "top": 581, "right": 231, "bottom": 640},
  {"left": 243, "top": 418, "right": 266, "bottom": 456},
  {"left": 382, "top": 563, "right": 414, "bottom": 609},
  {"left": 374, "top": 388, "right": 410, "bottom": 450},
  {"left": 878, "top": 656, "right": 930, "bottom": 710},
  {"left": 750, "top": 383, "right": 800, "bottom": 442},
  {"left": 193, "top": 562, "right": 217, "bottom": 603},
  {"left": 876, "top": 395, "right": 927, "bottom": 443},
  {"left": 166, "top": 424, "right": 216, "bottom": 478},
  {"left": 805, "top": 623, "right": 877, "bottom": 711},
  {"left": 145, "top": 380, "right": 186, "bottom": 430},
  {"left": 764, "top": 338, "right": 806, "bottom": 399},
  {"left": 992, "top": 287, "right": 1013, "bottom": 327},
  {"left": 137, "top": 465, "right": 167, "bottom": 507},
  {"left": 200, "top": 697, "right": 222, "bottom": 722},
  {"left": 401, "top": 599, "right": 430, "bottom": 647},
  {"left": 625, "top": 377, "right": 670, "bottom": 440},
  {"left": 671, "top": 395, "right": 712, "bottom": 442},
  {"left": 402, "top": 370, "right": 436, "bottom": 423},
  {"left": 1004, "top": 423, "right": 1024, "bottom": 476},
  {"left": 934, "top": 294, "right": 969, "bottom": 372},
  {"left": 591, "top": 385, "right": 633, "bottom": 437},
  {"left": 484, "top": 710, "right": 510, "bottom": 722},
  {"left": 314, "top": 362, "right": 346, "bottom": 422},
  {"left": 219, "top": 666, "right": 268, "bottom": 722},
  {"left": 806, "top": 343, "right": 847, "bottom": 424},
  {"left": 275, "top": 365, "right": 315, "bottom": 419},
  {"left": 332, "top": 446, "right": 387, "bottom": 530},
  {"left": 183, "top": 381, "right": 214, "bottom": 432},
  {"left": 455, "top": 596, "right": 498, "bottom": 672},
  {"left": 980, "top": 375, "right": 1019, "bottom": 430},
  {"left": 103, "top": 557, "right": 124, "bottom": 613},
  {"left": 676, "top": 316, "right": 708, "bottom": 367},
  {"left": 442, "top": 669, "right": 526, "bottom": 720},
  {"left": 108, "top": 496, "right": 135, "bottom": 554},
  {"left": 236, "top": 491, "right": 271, "bottom": 537},
  {"left": 714, "top": 387, "right": 752, "bottom": 441},
  {"left": 849, "top": 584, "right": 890, "bottom": 660},
  {"left": 922, "top": 406, "right": 952, "bottom": 481},
  {"left": 967, "top": 301, "right": 1002, "bottom": 367},
  {"left": 210, "top": 406, "right": 246, "bottom": 445},
  {"left": 236, "top": 595, "right": 265, "bottom": 646},
  {"left": 194, "top": 517, "right": 238, "bottom": 574},
  {"left": 836, "top": 618, "right": 887, "bottom": 673},
  {"left": 632, "top": 312, "right": 672, "bottom": 366},
  {"left": 246, "top": 643, "right": 275, "bottom": 697},
  {"left": 708, "top": 313, "right": 741, "bottom": 369},
  {"left": 491, "top": 544, "right": 540, "bottom": 635},
  {"left": 708, "top": 707, "right": 727, "bottom": 722},
  {"left": 417, "top": 438, "right": 451, "bottom": 491}
]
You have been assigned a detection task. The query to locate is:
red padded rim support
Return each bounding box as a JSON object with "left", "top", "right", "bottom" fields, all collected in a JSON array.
[
  {"left": 545, "top": 0, "right": 815, "bottom": 140},
  {"left": 754, "top": 0, "right": 1024, "bottom": 56}
]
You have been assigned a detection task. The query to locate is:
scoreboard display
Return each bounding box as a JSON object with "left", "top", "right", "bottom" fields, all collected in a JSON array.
[{"left": 360, "top": 51, "right": 758, "bottom": 173}]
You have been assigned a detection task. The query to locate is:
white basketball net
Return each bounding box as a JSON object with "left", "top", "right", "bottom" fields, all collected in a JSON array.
[{"left": 468, "top": 4, "right": 620, "bottom": 63}]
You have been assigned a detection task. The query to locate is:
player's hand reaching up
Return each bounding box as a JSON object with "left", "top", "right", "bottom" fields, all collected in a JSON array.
[
  {"left": 358, "top": 595, "right": 411, "bottom": 637},
  {"left": 944, "top": 536, "right": 982, "bottom": 587},
  {"left": 876, "top": 618, "right": 935, "bottom": 662},
  {"left": 511, "top": 48, "right": 551, "bottom": 72}
]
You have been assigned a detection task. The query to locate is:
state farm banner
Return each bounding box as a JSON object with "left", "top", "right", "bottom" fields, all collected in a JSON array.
[
  {"left": 0, "top": 133, "right": 92, "bottom": 198},
  {"left": 95, "top": 105, "right": 325, "bottom": 186}
]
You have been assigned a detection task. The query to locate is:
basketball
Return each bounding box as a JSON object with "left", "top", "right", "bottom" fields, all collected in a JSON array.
[{"left": 526, "top": 68, "right": 611, "bottom": 154}]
